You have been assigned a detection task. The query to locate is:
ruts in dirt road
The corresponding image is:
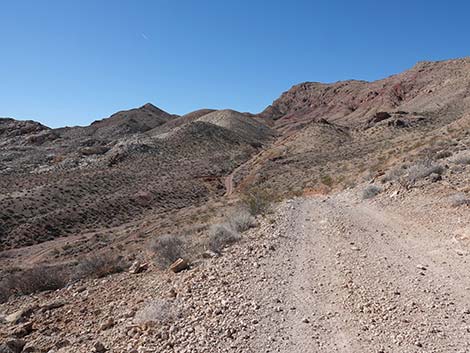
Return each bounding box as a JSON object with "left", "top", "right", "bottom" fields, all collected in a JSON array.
[{"left": 249, "top": 193, "right": 470, "bottom": 353}]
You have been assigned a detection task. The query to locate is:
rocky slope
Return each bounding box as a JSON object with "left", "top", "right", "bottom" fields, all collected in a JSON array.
[
  {"left": 1, "top": 188, "right": 469, "bottom": 352},
  {"left": 1, "top": 57, "right": 470, "bottom": 352}
]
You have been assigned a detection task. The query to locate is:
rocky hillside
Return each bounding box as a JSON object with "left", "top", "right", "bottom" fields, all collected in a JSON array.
[
  {"left": 0, "top": 106, "right": 274, "bottom": 253},
  {"left": 234, "top": 57, "right": 470, "bottom": 197},
  {"left": 0, "top": 57, "right": 470, "bottom": 352}
]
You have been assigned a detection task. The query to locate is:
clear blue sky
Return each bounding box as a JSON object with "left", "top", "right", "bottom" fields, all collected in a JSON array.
[{"left": 1, "top": 0, "right": 469, "bottom": 127}]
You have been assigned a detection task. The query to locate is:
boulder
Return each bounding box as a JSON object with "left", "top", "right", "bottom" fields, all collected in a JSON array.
[
  {"left": 129, "top": 261, "right": 149, "bottom": 274},
  {"left": 12, "top": 322, "right": 33, "bottom": 338},
  {"left": 169, "top": 258, "right": 189, "bottom": 273},
  {"left": 94, "top": 341, "right": 107, "bottom": 352},
  {"left": 5, "top": 307, "right": 35, "bottom": 325}
]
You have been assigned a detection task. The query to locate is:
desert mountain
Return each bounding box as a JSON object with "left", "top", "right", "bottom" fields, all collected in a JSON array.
[
  {"left": 1, "top": 58, "right": 470, "bottom": 253},
  {"left": 0, "top": 104, "right": 274, "bottom": 251},
  {"left": 1, "top": 57, "right": 470, "bottom": 353}
]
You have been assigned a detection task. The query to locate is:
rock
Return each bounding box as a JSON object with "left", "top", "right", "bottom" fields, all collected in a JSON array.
[
  {"left": 55, "top": 339, "right": 71, "bottom": 349},
  {"left": 5, "top": 308, "right": 35, "bottom": 325},
  {"left": 79, "top": 146, "right": 110, "bottom": 156},
  {"left": 416, "top": 264, "right": 427, "bottom": 270},
  {"left": 429, "top": 173, "right": 442, "bottom": 182},
  {"left": 12, "top": 322, "right": 33, "bottom": 338},
  {"left": 129, "top": 261, "right": 149, "bottom": 274},
  {"left": 201, "top": 251, "right": 219, "bottom": 259},
  {"left": 166, "top": 288, "right": 177, "bottom": 299},
  {"left": 100, "top": 318, "right": 114, "bottom": 331},
  {"left": 39, "top": 301, "right": 66, "bottom": 312},
  {"left": 94, "top": 341, "right": 107, "bottom": 352},
  {"left": 169, "top": 258, "right": 189, "bottom": 273},
  {"left": 302, "top": 318, "right": 310, "bottom": 323},
  {"left": 365, "top": 111, "right": 392, "bottom": 128},
  {"left": 0, "top": 339, "right": 25, "bottom": 353}
]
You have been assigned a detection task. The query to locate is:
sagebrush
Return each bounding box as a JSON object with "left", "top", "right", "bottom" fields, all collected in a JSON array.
[
  {"left": 362, "top": 184, "right": 382, "bottom": 199},
  {"left": 450, "top": 193, "right": 470, "bottom": 207},
  {"left": 75, "top": 254, "right": 126, "bottom": 279},
  {"left": 242, "top": 189, "right": 273, "bottom": 216},
  {"left": 406, "top": 160, "right": 444, "bottom": 184},
  {"left": 450, "top": 151, "right": 470, "bottom": 165},
  {"left": 0, "top": 266, "right": 68, "bottom": 303},
  {"left": 208, "top": 224, "right": 240, "bottom": 253},
  {"left": 151, "top": 234, "right": 185, "bottom": 269},
  {"left": 228, "top": 209, "right": 256, "bottom": 232}
]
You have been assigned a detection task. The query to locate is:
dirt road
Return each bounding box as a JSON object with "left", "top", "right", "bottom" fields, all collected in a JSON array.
[{"left": 249, "top": 193, "right": 470, "bottom": 352}]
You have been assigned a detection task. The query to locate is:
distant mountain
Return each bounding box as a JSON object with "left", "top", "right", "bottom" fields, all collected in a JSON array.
[{"left": 1, "top": 57, "right": 469, "bottom": 260}]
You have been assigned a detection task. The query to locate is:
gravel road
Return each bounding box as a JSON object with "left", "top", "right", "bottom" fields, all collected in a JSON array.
[{"left": 249, "top": 193, "right": 470, "bottom": 353}]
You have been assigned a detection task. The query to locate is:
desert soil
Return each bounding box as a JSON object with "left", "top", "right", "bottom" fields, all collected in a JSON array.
[
  {"left": 2, "top": 190, "right": 470, "bottom": 353},
  {"left": 248, "top": 192, "right": 470, "bottom": 353}
]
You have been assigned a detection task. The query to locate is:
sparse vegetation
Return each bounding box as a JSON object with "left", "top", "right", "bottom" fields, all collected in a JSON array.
[
  {"left": 450, "top": 151, "right": 470, "bottom": 165},
  {"left": 242, "top": 189, "right": 273, "bottom": 216},
  {"left": 135, "top": 300, "right": 177, "bottom": 324},
  {"left": 320, "top": 174, "right": 334, "bottom": 188},
  {"left": 228, "top": 209, "right": 256, "bottom": 232},
  {"left": 450, "top": 193, "right": 470, "bottom": 207},
  {"left": 75, "top": 254, "right": 126, "bottom": 279},
  {"left": 406, "top": 160, "right": 445, "bottom": 184},
  {"left": 151, "top": 234, "right": 185, "bottom": 269},
  {"left": 383, "top": 165, "right": 407, "bottom": 182},
  {"left": 435, "top": 150, "right": 452, "bottom": 160},
  {"left": 362, "top": 184, "right": 382, "bottom": 199},
  {"left": 208, "top": 224, "right": 241, "bottom": 253},
  {"left": 0, "top": 266, "right": 69, "bottom": 303}
]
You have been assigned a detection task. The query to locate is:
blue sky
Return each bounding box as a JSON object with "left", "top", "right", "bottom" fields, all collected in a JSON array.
[{"left": 1, "top": 0, "right": 469, "bottom": 127}]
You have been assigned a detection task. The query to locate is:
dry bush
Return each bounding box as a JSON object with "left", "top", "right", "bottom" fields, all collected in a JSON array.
[
  {"left": 320, "top": 174, "right": 334, "bottom": 187},
  {"left": 382, "top": 165, "right": 407, "bottom": 182},
  {"left": 450, "top": 193, "right": 470, "bottom": 207},
  {"left": 406, "top": 160, "right": 444, "bottom": 184},
  {"left": 435, "top": 150, "right": 453, "bottom": 160},
  {"left": 135, "top": 299, "right": 176, "bottom": 324},
  {"left": 0, "top": 266, "right": 68, "bottom": 302},
  {"left": 242, "top": 189, "right": 273, "bottom": 216},
  {"left": 208, "top": 224, "right": 240, "bottom": 253},
  {"left": 450, "top": 151, "right": 470, "bottom": 165},
  {"left": 75, "top": 254, "right": 126, "bottom": 279},
  {"left": 151, "top": 234, "right": 184, "bottom": 269},
  {"left": 362, "top": 184, "right": 382, "bottom": 199},
  {"left": 228, "top": 209, "right": 256, "bottom": 233}
]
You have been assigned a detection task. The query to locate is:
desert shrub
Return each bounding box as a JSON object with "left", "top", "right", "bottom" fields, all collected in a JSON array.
[
  {"left": 435, "top": 150, "right": 453, "bottom": 160},
  {"left": 228, "top": 209, "right": 256, "bottom": 233},
  {"left": 151, "top": 235, "right": 184, "bottom": 269},
  {"left": 76, "top": 254, "right": 126, "bottom": 279},
  {"left": 406, "top": 160, "right": 444, "bottom": 184},
  {"left": 320, "top": 174, "right": 333, "bottom": 187},
  {"left": 450, "top": 193, "right": 470, "bottom": 207},
  {"left": 450, "top": 151, "right": 470, "bottom": 165},
  {"left": 208, "top": 224, "right": 240, "bottom": 253},
  {"left": 0, "top": 266, "right": 68, "bottom": 302},
  {"left": 382, "top": 165, "right": 407, "bottom": 182},
  {"left": 135, "top": 299, "right": 176, "bottom": 324},
  {"left": 362, "top": 184, "right": 382, "bottom": 199},
  {"left": 242, "top": 189, "right": 272, "bottom": 216}
]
